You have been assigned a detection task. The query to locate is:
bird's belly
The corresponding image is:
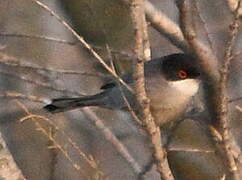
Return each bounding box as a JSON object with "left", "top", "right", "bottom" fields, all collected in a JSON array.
[{"left": 150, "top": 101, "right": 187, "bottom": 127}]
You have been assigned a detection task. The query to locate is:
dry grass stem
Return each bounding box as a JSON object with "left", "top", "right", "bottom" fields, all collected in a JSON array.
[
  {"left": 19, "top": 114, "right": 103, "bottom": 174},
  {"left": 16, "top": 101, "right": 107, "bottom": 179},
  {"left": 16, "top": 101, "right": 88, "bottom": 177}
]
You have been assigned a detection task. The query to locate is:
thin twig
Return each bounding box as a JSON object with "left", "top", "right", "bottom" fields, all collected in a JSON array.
[
  {"left": 130, "top": 0, "right": 174, "bottom": 179},
  {"left": 31, "top": 0, "right": 133, "bottom": 93},
  {"left": 0, "top": 32, "right": 76, "bottom": 45}
]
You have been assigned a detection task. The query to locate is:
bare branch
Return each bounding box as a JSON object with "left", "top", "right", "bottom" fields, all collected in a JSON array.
[
  {"left": 177, "top": 0, "right": 242, "bottom": 179},
  {"left": 217, "top": 1, "right": 242, "bottom": 179},
  {"left": 130, "top": 0, "right": 174, "bottom": 179}
]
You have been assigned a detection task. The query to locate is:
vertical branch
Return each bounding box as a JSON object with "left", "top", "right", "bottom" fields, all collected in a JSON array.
[
  {"left": 218, "top": 1, "right": 242, "bottom": 179},
  {"left": 130, "top": 0, "right": 174, "bottom": 179}
]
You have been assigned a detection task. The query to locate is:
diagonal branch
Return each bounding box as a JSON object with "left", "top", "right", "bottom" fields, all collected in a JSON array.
[{"left": 31, "top": 0, "right": 133, "bottom": 93}]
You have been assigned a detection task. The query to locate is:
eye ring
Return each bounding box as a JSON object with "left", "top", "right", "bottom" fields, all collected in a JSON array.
[{"left": 178, "top": 70, "right": 188, "bottom": 79}]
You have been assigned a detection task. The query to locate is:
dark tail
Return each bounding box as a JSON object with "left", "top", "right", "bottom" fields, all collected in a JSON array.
[{"left": 44, "top": 93, "right": 107, "bottom": 113}]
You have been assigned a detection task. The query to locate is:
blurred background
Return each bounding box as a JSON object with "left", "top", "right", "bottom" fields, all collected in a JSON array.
[{"left": 0, "top": 0, "right": 242, "bottom": 179}]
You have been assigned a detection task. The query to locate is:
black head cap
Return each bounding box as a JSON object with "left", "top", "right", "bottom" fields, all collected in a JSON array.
[{"left": 161, "top": 53, "right": 200, "bottom": 81}]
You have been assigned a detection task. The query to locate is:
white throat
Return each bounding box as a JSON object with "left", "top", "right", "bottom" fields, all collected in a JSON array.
[{"left": 169, "top": 79, "right": 200, "bottom": 96}]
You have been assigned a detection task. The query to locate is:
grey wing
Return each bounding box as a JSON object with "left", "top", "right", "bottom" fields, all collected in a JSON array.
[
  {"left": 99, "top": 72, "right": 136, "bottom": 109},
  {"left": 100, "top": 72, "right": 133, "bottom": 90}
]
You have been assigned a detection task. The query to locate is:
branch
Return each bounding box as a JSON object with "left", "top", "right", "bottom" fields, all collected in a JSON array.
[
  {"left": 130, "top": 0, "right": 174, "bottom": 179},
  {"left": 217, "top": 1, "right": 242, "bottom": 179},
  {"left": 177, "top": 0, "right": 241, "bottom": 179}
]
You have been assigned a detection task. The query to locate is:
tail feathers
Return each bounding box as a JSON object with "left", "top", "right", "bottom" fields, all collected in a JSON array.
[{"left": 44, "top": 94, "right": 106, "bottom": 113}]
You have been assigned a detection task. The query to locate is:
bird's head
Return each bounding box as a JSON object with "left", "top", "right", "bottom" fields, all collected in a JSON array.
[{"left": 161, "top": 53, "right": 201, "bottom": 96}]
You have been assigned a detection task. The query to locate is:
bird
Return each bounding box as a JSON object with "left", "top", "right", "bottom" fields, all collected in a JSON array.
[{"left": 44, "top": 53, "right": 201, "bottom": 127}]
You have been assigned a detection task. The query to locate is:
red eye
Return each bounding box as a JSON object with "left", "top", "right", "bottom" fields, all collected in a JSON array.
[{"left": 178, "top": 70, "right": 188, "bottom": 79}]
